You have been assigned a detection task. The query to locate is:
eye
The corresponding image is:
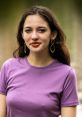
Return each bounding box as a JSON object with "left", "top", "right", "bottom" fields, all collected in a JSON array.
[
  {"left": 24, "top": 28, "right": 32, "bottom": 33},
  {"left": 37, "top": 28, "right": 47, "bottom": 33}
]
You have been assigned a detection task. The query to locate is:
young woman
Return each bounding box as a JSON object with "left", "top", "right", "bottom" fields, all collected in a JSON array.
[{"left": 0, "top": 6, "right": 79, "bottom": 117}]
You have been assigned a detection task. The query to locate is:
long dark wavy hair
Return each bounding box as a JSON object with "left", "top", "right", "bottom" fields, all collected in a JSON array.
[{"left": 13, "top": 5, "right": 70, "bottom": 65}]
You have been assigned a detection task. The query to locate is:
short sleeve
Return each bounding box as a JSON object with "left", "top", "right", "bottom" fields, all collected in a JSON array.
[
  {"left": 61, "top": 68, "right": 79, "bottom": 106},
  {"left": 0, "top": 64, "right": 7, "bottom": 95}
]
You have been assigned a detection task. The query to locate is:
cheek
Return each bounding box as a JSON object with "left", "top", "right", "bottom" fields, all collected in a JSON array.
[
  {"left": 43, "top": 34, "right": 51, "bottom": 43},
  {"left": 22, "top": 33, "right": 30, "bottom": 42}
]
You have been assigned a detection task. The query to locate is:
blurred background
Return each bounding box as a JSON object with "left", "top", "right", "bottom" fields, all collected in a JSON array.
[{"left": 0, "top": 0, "right": 82, "bottom": 116}]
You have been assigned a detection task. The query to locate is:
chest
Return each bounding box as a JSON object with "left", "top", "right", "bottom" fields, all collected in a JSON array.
[{"left": 6, "top": 69, "right": 64, "bottom": 111}]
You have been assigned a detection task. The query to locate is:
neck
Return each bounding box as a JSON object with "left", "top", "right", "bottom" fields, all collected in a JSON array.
[{"left": 27, "top": 52, "right": 54, "bottom": 67}]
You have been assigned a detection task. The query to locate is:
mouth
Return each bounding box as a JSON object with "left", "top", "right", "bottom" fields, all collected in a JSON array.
[{"left": 30, "top": 42, "right": 41, "bottom": 48}]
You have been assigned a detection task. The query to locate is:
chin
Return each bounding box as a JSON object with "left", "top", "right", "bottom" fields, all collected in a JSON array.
[{"left": 30, "top": 49, "right": 44, "bottom": 53}]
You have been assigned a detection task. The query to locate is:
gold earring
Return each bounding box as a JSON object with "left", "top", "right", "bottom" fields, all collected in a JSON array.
[
  {"left": 24, "top": 43, "right": 27, "bottom": 54},
  {"left": 50, "top": 40, "right": 55, "bottom": 53}
]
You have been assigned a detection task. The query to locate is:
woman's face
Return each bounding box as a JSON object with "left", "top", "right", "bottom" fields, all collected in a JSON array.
[{"left": 22, "top": 14, "right": 54, "bottom": 54}]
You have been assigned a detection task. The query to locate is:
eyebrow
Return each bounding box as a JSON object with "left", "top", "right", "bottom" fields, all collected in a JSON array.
[
  {"left": 24, "top": 26, "right": 47, "bottom": 29},
  {"left": 24, "top": 26, "right": 31, "bottom": 29},
  {"left": 37, "top": 26, "right": 47, "bottom": 28}
]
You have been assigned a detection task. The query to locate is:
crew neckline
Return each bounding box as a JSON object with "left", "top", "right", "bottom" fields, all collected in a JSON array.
[{"left": 24, "top": 57, "right": 57, "bottom": 69}]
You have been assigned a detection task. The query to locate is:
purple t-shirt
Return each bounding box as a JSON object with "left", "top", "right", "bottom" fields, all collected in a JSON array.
[{"left": 0, "top": 57, "right": 79, "bottom": 117}]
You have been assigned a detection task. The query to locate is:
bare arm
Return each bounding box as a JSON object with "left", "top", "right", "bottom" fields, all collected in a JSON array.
[
  {"left": 0, "top": 94, "right": 6, "bottom": 117},
  {"left": 61, "top": 106, "right": 76, "bottom": 117}
]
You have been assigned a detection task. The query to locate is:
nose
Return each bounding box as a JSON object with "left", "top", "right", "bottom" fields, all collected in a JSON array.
[{"left": 31, "top": 31, "right": 39, "bottom": 40}]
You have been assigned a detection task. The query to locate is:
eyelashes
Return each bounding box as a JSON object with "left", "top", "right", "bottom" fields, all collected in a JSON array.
[
  {"left": 37, "top": 28, "right": 47, "bottom": 33},
  {"left": 24, "top": 27, "right": 47, "bottom": 33}
]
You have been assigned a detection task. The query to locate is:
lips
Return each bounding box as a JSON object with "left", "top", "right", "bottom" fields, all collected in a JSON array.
[{"left": 30, "top": 42, "right": 41, "bottom": 47}]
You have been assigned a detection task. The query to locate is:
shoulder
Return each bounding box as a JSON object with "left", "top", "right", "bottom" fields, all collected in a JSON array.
[
  {"left": 0, "top": 57, "right": 26, "bottom": 76},
  {"left": 55, "top": 60, "right": 75, "bottom": 74},
  {"left": 0, "top": 58, "right": 16, "bottom": 72},
  {"left": 61, "top": 63, "right": 76, "bottom": 78},
  {"left": 63, "top": 64, "right": 76, "bottom": 79},
  {"left": 2, "top": 58, "right": 18, "bottom": 67},
  {"left": 55, "top": 60, "right": 76, "bottom": 79},
  {"left": 60, "top": 64, "right": 77, "bottom": 84},
  {"left": 1, "top": 57, "right": 25, "bottom": 70}
]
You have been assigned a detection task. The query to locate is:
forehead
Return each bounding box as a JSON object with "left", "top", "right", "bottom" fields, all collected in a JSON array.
[{"left": 24, "top": 14, "right": 49, "bottom": 27}]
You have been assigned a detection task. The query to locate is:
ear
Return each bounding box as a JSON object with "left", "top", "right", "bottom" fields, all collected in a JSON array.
[{"left": 51, "top": 31, "right": 57, "bottom": 40}]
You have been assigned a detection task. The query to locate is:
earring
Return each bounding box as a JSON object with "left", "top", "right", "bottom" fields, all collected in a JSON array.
[
  {"left": 50, "top": 40, "right": 55, "bottom": 53},
  {"left": 24, "top": 43, "right": 27, "bottom": 54}
]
